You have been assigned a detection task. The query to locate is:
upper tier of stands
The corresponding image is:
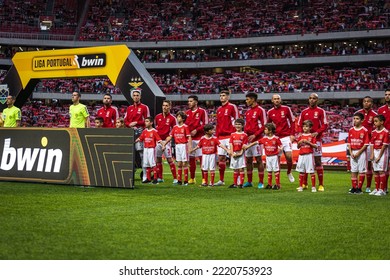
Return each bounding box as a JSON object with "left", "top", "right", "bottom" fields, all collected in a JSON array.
[{"left": 1, "top": 0, "right": 389, "bottom": 41}]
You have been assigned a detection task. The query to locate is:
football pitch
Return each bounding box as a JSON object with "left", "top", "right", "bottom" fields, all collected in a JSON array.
[{"left": 1, "top": 167, "right": 389, "bottom": 260}]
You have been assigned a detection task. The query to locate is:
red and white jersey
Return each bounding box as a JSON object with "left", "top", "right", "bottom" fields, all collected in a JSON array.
[
  {"left": 377, "top": 105, "right": 390, "bottom": 131},
  {"left": 124, "top": 102, "right": 150, "bottom": 128},
  {"left": 297, "top": 106, "right": 328, "bottom": 141},
  {"left": 355, "top": 108, "right": 377, "bottom": 137},
  {"left": 185, "top": 107, "right": 208, "bottom": 140},
  {"left": 96, "top": 105, "right": 119, "bottom": 128},
  {"left": 170, "top": 124, "right": 191, "bottom": 144},
  {"left": 229, "top": 132, "right": 248, "bottom": 152},
  {"left": 371, "top": 128, "right": 389, "bottom": 150},
  {"left": 348, "top": 126, "right": 369, "bottom": 150},
  {"left": 297, "top": 133, "right": 317, "bottom": 155},
  {"left": 198, "top": 135, "right": 220, "bottom": 155},
  {"left": 138, "top": 128, "right": 162, "bottom": 148},
  {"left": 267, "top": 105, "right": 295, "bottom": 138},
  {"left": 155, "top": 113, "right": 177, "bottom": 140},
  {"left": 216, "top": 102, "right": 239, "bottom": 139},
  {"left": 244, "top": 105, "right": 266, "bottom": 141},
  {"left": 259, "top": 135, "right": 282, "bottom": 156}
]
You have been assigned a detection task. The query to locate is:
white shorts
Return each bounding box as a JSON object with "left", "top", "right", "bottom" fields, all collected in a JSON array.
[
  {"left": 245, "top": 143, "right": 263, "bottom": 157},
  {"left": 175, "top": 143, "right": 189, "bottom": 162},
  {"left": 266, "top": 155, "right": 280, "bottom": 172},
  {"left": 373, "top": 149, "right": 388, "bottom": 172},
  {"left": 280, "top": 136, "right": 293, "bottom": 153},
  {"left": 201, "top": 154, "right": 217, "bottom": 171},
  {"left": 230, "top": 153, "right": 246, "bottom": 169},
  {"left": 190, "top": 140, "right": 201, "bottom": 157},
  {"left": 313, "top": 140, "right": 323, "bottom": 157},
  {"left": 350, "top": 149, "right": 367, "bottom": 173},
  {"left": 156, "top": 141, "right": 173, "bottom": 158},
  {"left": 142, "top": 147, "right": 156, "bottom": 168},
  {"left": 296, "top": 153, "right": 315, "bottom": 173},
  {"left": 217, "top": 138, "right": 230, "bottom": 156}
]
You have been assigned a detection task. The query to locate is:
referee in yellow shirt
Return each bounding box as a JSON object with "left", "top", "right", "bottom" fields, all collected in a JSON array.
[
  {"left": 69, "top": 91, "right": 90, "bottom": 128},
  {"left": 1, "top": 95, "right": 21, "bottom": 127}
]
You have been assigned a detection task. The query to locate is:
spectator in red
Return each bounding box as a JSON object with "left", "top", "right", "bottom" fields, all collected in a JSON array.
[
  {"left": 267, "top": 94, "right": 296, "bottom": 184},
  {"left": 356, "top": 96, "right": 377, "bottom": 193},
  {"left": 297, "top": 93, "right": 329, "bottom": 192},
  {"left": 215, "top": 89, "right": 239, "bottom": 186},
  {"left": 243, "top": 92, "right": 267, "bottom": 188},
  {"left": 185, "top": 95, "right": 209, "bottom": 184},
  {"left": 96, "top": 93, "right": 119, "bottom": 128}
]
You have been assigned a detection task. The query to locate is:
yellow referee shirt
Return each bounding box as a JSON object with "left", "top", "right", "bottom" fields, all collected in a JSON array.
[
  {"left": 69, "top": 103, "right": 89, "bottom": 128},
  {"left": 2, "top": 106, "right": 21, "bottom": 127}
]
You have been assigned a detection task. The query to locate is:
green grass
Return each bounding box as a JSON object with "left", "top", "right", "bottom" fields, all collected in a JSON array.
[{"left": 1, "top": 167, "right": 389, "bottom": 260}]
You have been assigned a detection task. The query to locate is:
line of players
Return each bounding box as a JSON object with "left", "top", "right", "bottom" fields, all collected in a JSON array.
[
  {"left": 94, "top": 86, "right": 390, "bottom": 193},
  {"left": 130, "top": 89, "right": 328, "bottom": 191},
  {"left": 347, "top": 92, "right": 390, "bottom": 196}
]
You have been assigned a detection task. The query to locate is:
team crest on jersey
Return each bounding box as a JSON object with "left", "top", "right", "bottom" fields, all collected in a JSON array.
[
  {"left": 379, "top": 135, "right": 383, "bottom": 139},
  {"left": 369, "top": 116, "right": 373, "bottom": 123},
  {"left": 281, "top": 111, "right": 285, "bottom": 118},
  {"left": 225, "top": 109, "right": 229, "bottom": 115},
  {"left": 314, "top": 112, "right": 319, "bottom": 118},
  {"left": 360, "top": 133, "right": 365, "bottom": 139},
  {"left": 196, "top": 113, "right": 199, "bottom": 118}
]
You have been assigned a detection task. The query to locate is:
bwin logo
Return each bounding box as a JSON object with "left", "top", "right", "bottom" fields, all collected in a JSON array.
[
  {"left": 0, "top": 138, "right": 63, "bottom": 172},
  {"left": 75, "top": 54, "right": 106, "bottom": 68}
]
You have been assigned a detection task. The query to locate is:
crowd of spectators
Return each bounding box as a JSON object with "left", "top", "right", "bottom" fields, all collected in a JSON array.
[
  {"left": 138, "top": 39, "right": 390, "bottom": 63},
  {"left": 1, "top": 0, "right": 389, "bottom": 41},
  {"left": 79, "top": 0, "right": 389, "bottom": 42},
  {"left": 33, "top": 66, "right": 390, "bottom": 95},
  {"left": 0, "top": 0, "right": 78, "bottom": 34}
]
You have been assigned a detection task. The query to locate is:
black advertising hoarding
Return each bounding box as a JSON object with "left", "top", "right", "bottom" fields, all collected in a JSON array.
[{"left": 0, "top": 128, "right": 135, "bottom": 188}]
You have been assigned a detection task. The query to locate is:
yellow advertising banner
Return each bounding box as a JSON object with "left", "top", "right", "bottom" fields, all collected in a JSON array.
[{"left": 12, "top": 45, "right": 130, "bottom": 89}]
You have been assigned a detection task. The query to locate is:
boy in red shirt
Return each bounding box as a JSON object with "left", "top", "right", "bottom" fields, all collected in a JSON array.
[
  {"left": 135, "top": 117, "right": 162, "bottom": 184},
  {"left": 348, "top": 112, "right": 369, "bottom": 194},
  {"left": 229, "top": 118, "right": 248, "bottom": 188},
  {"left": 246, "top": 123, "right": 283, "bottom": 190},
  {"left": 369, "top": 114, "right": 389, "bottom": 196},
  {"left": 296, "top": 120, "right": 318, "bottom": 192},
  {"left": 163, "top": 111, "right": 192, "bottom": 185},
  {"left": 191, "top": 124, "right": 229, "bottom": 187}
]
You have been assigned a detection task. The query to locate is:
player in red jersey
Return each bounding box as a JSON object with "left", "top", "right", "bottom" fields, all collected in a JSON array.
[
  {"left": 297, "top": 93, "right": 328, "bottom": 192},
  {"left": 185, "top": 95, "right": 208, "bottom": 184},
  {"left": 347, "top": 112, "right": 369, "bottom": 194},
  {"left": 243, "top": 92, "right": 266, "bottom": 189},
  {"left": 246, "top": 123, "right": 283, "bottom": 190},
  {"left": 267, "top": 94, "right": 295, "bottom": 184},
  {"left": 377, "top": 89, "right": 390, "bottom": 191},
  {"left": 164, "top": 111, "right": 192, "bottom": 185},
  {"left": 229, "top": 118, "right": 248, "bottom": 188},
  {"left": 124, "top": 88, "right": 151, "bottom": 182},
  {"left": 135, "top": 117, "right": 162, "bottom": 184},
  {"left": 96, "top": 93, "right": 119, "bottom": 128},
  {"left": 215, "top": 89, "right": 239, "bottom": 186},
  {"left": 296, "top": 120, "right": 318, "bottom": 193},
  {"left": 356, "top": 96, "right": 377, "bottom": 192},
  {"left": 155, "top": 100, "right": 178, "bottom": 184},
  {"left": 191, "top": 124, "right": 229, "bottom": 187},
  {"left": 369, "top": 114, "right": 389, "bottom": 196}
]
